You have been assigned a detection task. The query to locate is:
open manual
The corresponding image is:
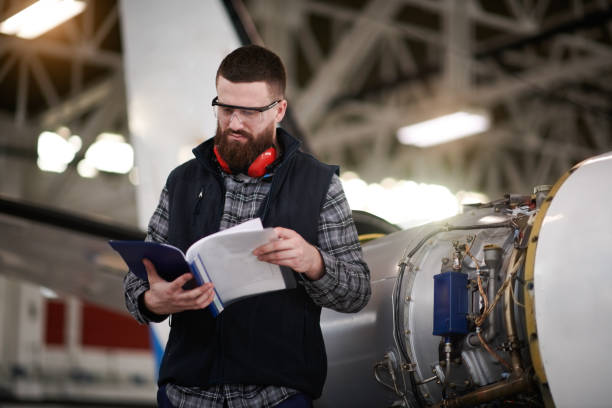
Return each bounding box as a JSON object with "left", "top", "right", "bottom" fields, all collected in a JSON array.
[{"left": 109, "top": 218, "right": 295, "bottom": 316}]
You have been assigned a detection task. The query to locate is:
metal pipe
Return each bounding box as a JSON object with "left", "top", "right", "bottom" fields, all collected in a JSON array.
[
  {"left": 417, "top": 375, "right": 438, "bottom": 385},
  {"left": 431, "top": 373, "right": 533, "bottom": 408},
  {"left": 443, "top": 339, "right": 452, "bottom": 391},
  {"left": 503, "top": 249, "right": 524, "bottom": 375},
  {"left": 483, "top": 245, "right": 502, "bottom": 341},
  {"left": 467, "top": 246, "right": 503, "bottom": 347}
]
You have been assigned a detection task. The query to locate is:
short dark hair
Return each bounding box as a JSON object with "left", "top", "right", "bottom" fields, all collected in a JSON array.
[{"left": 216, "top": 45, "right": 286, "bottom": 98}]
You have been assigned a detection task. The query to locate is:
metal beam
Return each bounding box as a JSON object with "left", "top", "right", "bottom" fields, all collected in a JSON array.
[
  {"left": 296, "top": 0, "right": 404, "bottom": 129},
  {"left": 2, "top": 38, "right": 122, "bottom": 68},
  {"left": 400, "top": 0, "right": 538, "bottom": 34},
  {"left": 15, "top": 55, "right": 29, "bottom": 128},
  {"left": 304, "top": 1, "right": 442, "bottom": 45},
  {"left": 91, "top": 3, "right": 119, "bottom": 49},
  {"left": 444, "top": 0, "right": 471, "bottom": 99},
  {"left": 0, "top": 53, "right": 17, "bottom": 84},
  {"left": 39, "top": 75, "right": 121, "bottom": 129},
  {"left": 471, "top": 54, "right": 612, "bottom": 104},
  {"left": 28, "top": 54, "right": 60, "bottom": 108}
]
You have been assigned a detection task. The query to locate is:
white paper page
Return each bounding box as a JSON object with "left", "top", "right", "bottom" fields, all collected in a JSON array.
[
  {"left": 185, "top": 222, "right": 285, "bottom": 303},
  {"left": 185, "top": 218, "right": 264, "bottom": 261},
  {"left": 205, "top": 228, "right": 284, "bottom": 302},
  {"left": 215, "top": 217, "right": 263, "bottom": 236}
]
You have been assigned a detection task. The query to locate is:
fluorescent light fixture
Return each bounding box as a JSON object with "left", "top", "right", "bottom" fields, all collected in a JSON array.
[
  {"left": 0, "top": 0, "right": 86, "bottom": 39},
  {"left": 76, "top": 158, "right": 98, "bottom": 178},
  {"left": 84, "top": 133, "right": 134, "bottom": 174},
  {"left": 397, "top": 111, "right": 490, "bottom": 148},
  {"left": 37, "top": 130, "right": 81, "bottom": 173}
]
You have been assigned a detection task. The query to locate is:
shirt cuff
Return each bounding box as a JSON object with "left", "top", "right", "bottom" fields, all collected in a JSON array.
[
  {"left": 137, "top": 289, "right": 169, "bottom": 323},
  {"left": 299, "top": 248, "right": 336, "bottom": 294}
]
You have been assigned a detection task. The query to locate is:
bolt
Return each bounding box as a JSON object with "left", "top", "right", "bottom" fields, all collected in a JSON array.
[
  {"left": 423, "top": 393, "right": 430, "bottom": 398},
  {"left": 406, "top": 296, "right": 412, "bottom": 302},
  {"left": 405, "top": 330, "right": 411, "bottom": 335}
]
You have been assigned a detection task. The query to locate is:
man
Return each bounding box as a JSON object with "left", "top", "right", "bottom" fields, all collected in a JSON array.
[{"left": 124, "top": 45, "right": 371, "bottom": 408}]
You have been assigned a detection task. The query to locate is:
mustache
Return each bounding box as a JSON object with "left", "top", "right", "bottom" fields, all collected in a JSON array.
[{"left": 223, "top": 128, "right": 252, "bottom": 140}]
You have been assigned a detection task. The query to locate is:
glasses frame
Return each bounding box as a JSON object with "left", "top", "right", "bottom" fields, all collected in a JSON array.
[{"left": 211, "top": 96, "right": 281, "bottom": 113}]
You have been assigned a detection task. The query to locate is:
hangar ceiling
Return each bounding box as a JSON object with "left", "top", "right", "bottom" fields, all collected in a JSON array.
[
  {"left": 0, "top": 0, "right": 132, "bottom": 223},
  {"left": 246, "top": 0, "right": 612, "bottom": 195},
  {"left": 0, "top": 0, "right": 611, "bottom": 224}
]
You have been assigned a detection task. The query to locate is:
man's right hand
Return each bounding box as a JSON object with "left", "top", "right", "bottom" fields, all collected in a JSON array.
[{"left": 142, "top": 258, "right": 215, "bottom": 315}]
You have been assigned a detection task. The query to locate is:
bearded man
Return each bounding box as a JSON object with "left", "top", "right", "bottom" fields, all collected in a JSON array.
[{"left": 123, "top": 45, "right": 371, "bottom": 408}]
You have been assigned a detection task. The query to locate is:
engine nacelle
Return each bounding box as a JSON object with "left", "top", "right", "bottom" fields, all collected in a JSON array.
[{"left": 317, "top": 152, "right": 612, "bottom": 407}]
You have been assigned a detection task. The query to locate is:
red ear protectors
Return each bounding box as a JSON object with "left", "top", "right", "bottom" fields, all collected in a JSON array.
[
  {"left": 214, "top": 145, "right": 277, "bottom": 178},
  {"left": 214, "top": 145, "right": 232, "bottom": 174},
  {"left": 247, "top": 146, "right": 277, "bottom": 178}
]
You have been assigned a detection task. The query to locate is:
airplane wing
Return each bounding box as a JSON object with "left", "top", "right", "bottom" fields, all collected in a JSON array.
[{"left": 0, "top": 196, "right": 144, "bottom": 315}]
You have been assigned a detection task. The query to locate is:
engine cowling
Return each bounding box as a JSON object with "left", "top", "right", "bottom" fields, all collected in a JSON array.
[{"left": 317, "top": 151, "right": 612, "bottom": 408}]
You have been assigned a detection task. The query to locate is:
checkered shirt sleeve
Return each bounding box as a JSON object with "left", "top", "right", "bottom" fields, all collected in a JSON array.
[
  {"left": 123, "top": 186, "right": 170, "bottom": 324},
  {"left": 299, "top": 174, "right": 371, "bottom": 312}
]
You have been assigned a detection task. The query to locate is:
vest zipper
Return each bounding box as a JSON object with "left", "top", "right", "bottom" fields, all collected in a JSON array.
[{"left": 193, "top": 186, "right": 205, "bottom": 216}]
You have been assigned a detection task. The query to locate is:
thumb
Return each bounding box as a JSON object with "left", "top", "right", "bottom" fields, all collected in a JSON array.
[
  {"left": 274, "top": 227, "right": 294, "bottom": 239},
  {"left": 143, "top": 258, "right": 162, "bottom": 283}
]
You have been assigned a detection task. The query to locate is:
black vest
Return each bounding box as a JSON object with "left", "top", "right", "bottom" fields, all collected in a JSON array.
[{"left": 158, "top": 129, "right": 338, "bottom": 398}]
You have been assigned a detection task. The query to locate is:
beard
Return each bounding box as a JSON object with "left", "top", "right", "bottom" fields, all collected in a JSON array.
[{"left": 214, "top": 121, "right": 276, "bottom": 174}]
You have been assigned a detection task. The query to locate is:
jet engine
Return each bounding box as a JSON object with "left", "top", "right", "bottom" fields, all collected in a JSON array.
[{"left": 318, "top": 151, "right": 612, "bottom": 408}]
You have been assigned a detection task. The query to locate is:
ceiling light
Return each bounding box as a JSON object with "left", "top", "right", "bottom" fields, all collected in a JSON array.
[
  {"left": 37, "top": 130, "right": 81, "bottom": 173},
  {"left": 0, "top": 0, "right": 86, "bottom": 39},
  {"left": 397, "top": 111, "right": 490, "bottom": 148},
  {"left": 84, "top": 133, "right": 134, "bottom": 174},
  {"left": 76, "top": 159, "right": 98, "bottom": 178}
]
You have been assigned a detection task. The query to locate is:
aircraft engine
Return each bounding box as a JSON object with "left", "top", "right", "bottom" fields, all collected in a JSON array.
[{"left": 318, "top": 151, "right": 612, "bottom": 408}]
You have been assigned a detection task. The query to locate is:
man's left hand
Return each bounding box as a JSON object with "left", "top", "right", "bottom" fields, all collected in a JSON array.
[{"left": 253, "top": 227, "right": 324, "bottom": 280}]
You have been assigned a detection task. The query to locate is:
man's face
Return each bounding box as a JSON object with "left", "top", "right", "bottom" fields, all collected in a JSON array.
[{"left": 214, "top": 76, "right": 286, "bottom": 173}]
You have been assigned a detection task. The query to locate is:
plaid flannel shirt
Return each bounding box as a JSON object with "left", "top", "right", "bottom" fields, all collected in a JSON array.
[{"left": 124, "top": 171, "right": 371, "bottom": 407}]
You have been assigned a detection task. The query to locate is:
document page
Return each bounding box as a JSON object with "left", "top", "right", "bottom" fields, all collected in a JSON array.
[{"left": 185, "top": 219, "right": 286, "bottom": 304}]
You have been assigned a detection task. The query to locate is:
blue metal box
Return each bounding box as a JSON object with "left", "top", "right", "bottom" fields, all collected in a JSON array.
[{"left": 433, "top": 271, "right": 468, "bottom": 336}]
